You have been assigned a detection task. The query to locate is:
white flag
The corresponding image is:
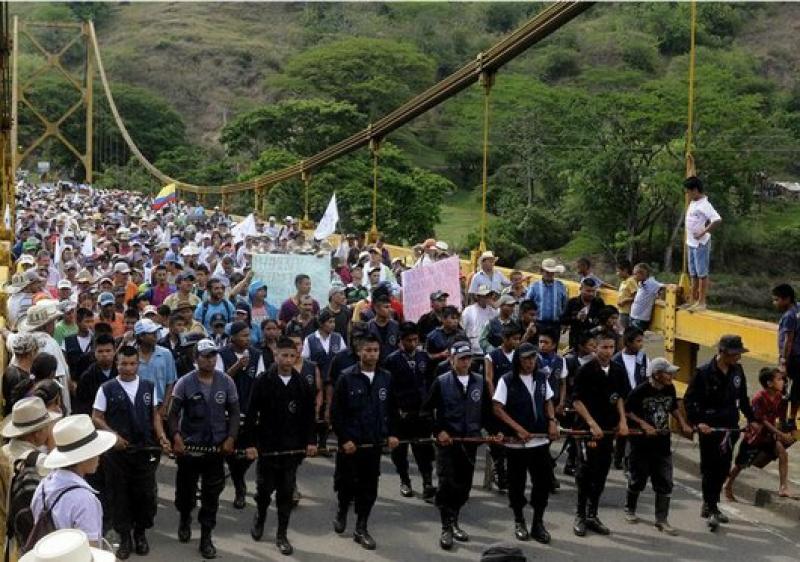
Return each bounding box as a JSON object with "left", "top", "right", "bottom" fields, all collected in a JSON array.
[
  {"left": 314, "top": 193, "right": 339, "bottom": 241},
  {"left": 3, "top": 205, "right": 10, "bottom": 230},
  {"left": 81, "top": 232, "right": 93, "bottom": 257},
  {"left": 54, "top": 235, "right": 63, "bottom": 265},
  {"left": 231, "top": 213, "right": 258, "bottom": 244}
]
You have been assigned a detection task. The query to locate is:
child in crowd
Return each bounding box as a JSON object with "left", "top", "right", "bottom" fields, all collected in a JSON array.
[
  {"left": 724, "top": 367, "right": 795, "bottom": 500},
  {"left": 630, "top": 263, "right": 663, "bottom": 332}
]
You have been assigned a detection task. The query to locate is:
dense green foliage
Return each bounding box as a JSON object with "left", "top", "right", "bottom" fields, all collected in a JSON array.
[{"left": 11, "top": 2, "right": 800, "bottom": 274}]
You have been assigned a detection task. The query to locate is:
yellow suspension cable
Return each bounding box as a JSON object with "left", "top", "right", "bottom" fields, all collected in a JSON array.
[
  {"left": 679, "top": 0, "right": 698, "bottom": 291},
  {"left": 301, "top": 168, "right": 313, "bottom": 229},
  {"left": 369, "top": 138, "right": 380, "bottom": 243},
  {"left": 479, "top": 70, "right": 495, "bottom": 253}
]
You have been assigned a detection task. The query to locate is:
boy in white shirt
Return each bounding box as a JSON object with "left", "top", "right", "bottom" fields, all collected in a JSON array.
[{"left": 684, "top": 177, "right": 721, "bottom": 310}]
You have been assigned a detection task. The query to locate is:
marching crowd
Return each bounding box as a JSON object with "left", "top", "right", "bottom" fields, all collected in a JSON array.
[{"left": 0, "top": 180, "right": 795, "bottom": 561}]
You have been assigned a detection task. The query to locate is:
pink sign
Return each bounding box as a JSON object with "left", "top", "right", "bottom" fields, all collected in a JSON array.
[{"left": 401, "top": 256, "right": 462, "bottom": 322}]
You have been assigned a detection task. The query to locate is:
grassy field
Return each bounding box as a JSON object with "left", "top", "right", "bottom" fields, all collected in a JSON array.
[{"left": 435, "top": 189, "right": 486, "bottom": 250}]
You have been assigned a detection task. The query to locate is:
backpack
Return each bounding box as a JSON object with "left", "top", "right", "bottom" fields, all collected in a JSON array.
[
  {"left": 198, "top": 298, "right": 233, "bottom": 327},
  {"left": 6, "top": 450, "right": 43, "bottom": 557},
  {"left": 17, "top": 475, "right": 82, "bottom": 556}
]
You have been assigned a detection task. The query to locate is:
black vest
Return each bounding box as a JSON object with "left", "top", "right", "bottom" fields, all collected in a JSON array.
[
  {"left": 500, "top": 371, "right": 549, "bottom": 434},
  {"left": 101, "top": 378, "right": 156, "bottom": 447},
  {"left": 219, "top": 345, "right": 261, "bottom": 414},
  {"left": 437, "top": 371, "right": 484, "bottom": 437},
  {"left": 306, "top": 331, "right": 344, "bottom": 381},
  {"left": 488, "top": 348, "right": 514, "bottom": 385}
]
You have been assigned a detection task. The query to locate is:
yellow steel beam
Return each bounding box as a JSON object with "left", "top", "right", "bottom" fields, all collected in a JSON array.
[{"left": 675, "top": 309, "right": 776, "bottom": 364}]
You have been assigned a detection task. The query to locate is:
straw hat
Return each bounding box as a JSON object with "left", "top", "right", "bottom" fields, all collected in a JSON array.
[
  {"left": 42, "top": 415, "right": 116, "bottom": 469},
  {"left": 479, "top": 251, "right": 497, "bottom": 262},
  {"left": 0, "top": 397, "right": 62, "bottom": 439},
  {"left": 540, "top": 258, "right": 566, "bottom": 274},
  {"left": 3, "top": 272, "right": 28, "bottom": 294},
  {"left": 17, "top": 301, "right": 63, "bottom": 333},
  {"left": 20, "top": 529, "right": 115, "bottom": 562}
]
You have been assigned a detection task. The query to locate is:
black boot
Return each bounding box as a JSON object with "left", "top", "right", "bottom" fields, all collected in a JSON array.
[
  {"left": 422, "top": 474, "right": 437, "bottom": 503},
  {"left": 573, "top": 494, "right": 587, "bottom": 537},
  {"left": 586, "top": 500, "right": 610, "bottom": 535},
  {"left": 251, "top": 507, "right": 267, "bottom": 541},
  {"left": 276, "top": 516, "right": 293, "bottom": 557},
  {"left": 530, "top": 518, "right": 551, "bottom": 544},
  {"left": 333, "top": 504, "right": 348, "bottom": 534},
  {"left": 233, "top": 485, "right": 247, "bottom": 510},
  {"left": 199, "top": 526, "right": 217, "bottom": 559},
  {"left": 514, "top": 513, "right": 529, "bottom": 542},
  {"left": 624, "top": 490, "right": 639, "bottom": 523},
  {"left": 133, "top": 528, "right": 149, "bottom": 556},
  {"left": 177, "top": 513, "right": 192, "bottom": 543},
  {"left": 439, "top": 511, "right": 454, "bottom": 550},
  {"left": 116, "top": 532, "right": 132, "bottom": 560},
  {"left": 451, "top": 511, "right": 469, "bottom": 542},
  {"left": 399, "top": 476, "right": 413, "bottom": 498},
  {"left": 353, "top": 516, "right": 376, "bottom": 550}
]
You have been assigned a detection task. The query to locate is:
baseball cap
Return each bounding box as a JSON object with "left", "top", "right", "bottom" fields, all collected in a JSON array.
[
  {"left": 718, "top": 335, "right": 749, "bottom": 354},
  {"left": 176, "top": 271, "right": 196, "bottom": 283},
  {"left": 210, "top": 312, "right": 227, "bottom": 327},
  {"left": 113, "top": 262, "right": 130, "bottom": 274},
  {"left": 98, "top": 292, "right": 115, "bottom": 307},
  {"left": 23, "top": 270, "right": 43, "bottom": 285},
  {"left": 430, "top": 290, "right": 449, "bottom": 301},
  {"left": 133, "top": 319, "right": 161, "bottom": 336},
  {"left": 450, "top": 341, "right": 472, "bottom": 359},
  {"left": 57, "top": 279, "right": 72, "bottom": 290},
  {"left": 142, "top": 305, "right": 158, "bottom": 317},
  {"left": 516, "top": 342, "right": 537, "bottom": 359},
  {"left": 647, "top": 357, "right": 680, "bottom": 377},
  {"left": 196, "top": 339, "right": 219, "bottom": 355},
  {"left": 329, "top": 285, "right": 345, "bottom": 298},
  {"left": 475, "top": 284, "right": 496, "bottom": 297}
]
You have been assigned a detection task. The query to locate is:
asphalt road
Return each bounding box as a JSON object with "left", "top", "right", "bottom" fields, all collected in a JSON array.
[{"left": 127, "top": 446, "right": 800, "bottom": 562}]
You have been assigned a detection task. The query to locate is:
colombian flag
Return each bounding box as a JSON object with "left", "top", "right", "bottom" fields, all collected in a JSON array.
[{"left": 152, "top": 183, "right": 176, "bottom": 210}]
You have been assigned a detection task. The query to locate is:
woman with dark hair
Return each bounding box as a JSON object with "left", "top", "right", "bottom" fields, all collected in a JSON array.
[{"left": 10, "top": 352, "right": 58, "bottom": 407}]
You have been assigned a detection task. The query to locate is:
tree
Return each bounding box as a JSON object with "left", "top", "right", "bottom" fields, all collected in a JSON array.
[
  {"left": 220, "top": 99, "right": 364, "bottom": 160},
  {"left": 274, "top": 37, "right": 437, "bottom": 119}
]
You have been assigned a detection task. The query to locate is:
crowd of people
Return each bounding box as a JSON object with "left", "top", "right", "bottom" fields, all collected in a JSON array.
[{"left": 0, "top": 181, "right": 794, "bottom": 561}]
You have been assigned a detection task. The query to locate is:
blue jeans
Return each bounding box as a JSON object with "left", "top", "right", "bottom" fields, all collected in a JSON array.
[{"left": 687, "top": 243, "right": 710, "bottom": 278}]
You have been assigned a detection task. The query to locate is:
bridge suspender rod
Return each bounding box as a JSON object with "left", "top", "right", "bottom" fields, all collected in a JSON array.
[{"left": 86, "top": 3, "right": 592, "bottom": 196}]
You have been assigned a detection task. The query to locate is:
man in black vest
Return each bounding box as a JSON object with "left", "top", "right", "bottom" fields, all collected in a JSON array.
[
  {"left": 217, "top": 321, "right": 261, "bottom": 509},
  {"left": 92, "top": 345, "right": 171, "bottom": 559},
  {"left": 611, "top": 327, "right": 649, "bottom": 470},
  {"left": 75, "top": 333, "right": 117, "bottom": 415},
  {"left": 417, "top": 290, "right": 449, "bottom": 341},
  {"left": 684, "top": 335, "right": 756, "bottom": 531},
  {"left": 331, "top": 334, "right": 399, "bottom": 550},
  {"left": 483, "top": 324, "right": 522, "bottom": 493},
  {"left": 424, "top": 341, "right": 498, "bottom": 551},
  {"left": 571, "top": 332, "right": 629, "bottom": 537},
  {"left": 168, "top": 339, "right": 241, "bottom": 559},
  {"left": 63, "top": 307, "right": 95, "bottom": 387},
  {"left": 244, "top": 337, "right": 317, "bottom": 556},
  {"left": 492, "top": 343, "right": 560, "bottom": 544},
  {"left": 385, "top": 321, "right": 436, "bottom": 501}
]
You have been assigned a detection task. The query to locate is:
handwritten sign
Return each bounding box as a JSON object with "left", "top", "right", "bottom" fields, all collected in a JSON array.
[
  {"left": 251, "top": 253, "right": 331, "bottom": 308},
  {"left": 401, "top": 256, "right": 462, "bottom": 322}
]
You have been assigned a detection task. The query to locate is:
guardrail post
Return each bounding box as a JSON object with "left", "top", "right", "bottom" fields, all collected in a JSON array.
[{"left": 664, "top": 285, "right": 697, "bottom": 383}]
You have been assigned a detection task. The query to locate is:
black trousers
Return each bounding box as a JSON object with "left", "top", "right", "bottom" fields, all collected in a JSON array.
[
  {"left": 104, "top": 450, "right": 159, "bottom": 534},
  {"left": 614, "top": 436, "right": 629, "bottom": 468},
  {"left": 226, "top": 455, "right": 254, "bottom": 494},
  {"left": 506, "top": 446, "right": 552, "bottom": 519},
  {"left": 435, "top": 443, "right": 478, "bottom": 519},
  {"left": 390, "top": 414, "right": 434, "bottom": 482},
  {"left": 175, "top": 453, "right": 225, "bottom": 529},
  {"left": 699, "top": 432, "right": 737, "bottom": 510},
  {"left": 334, "top": 448, "right": 382, "bottom": 518},
  {"left": 255, "top": 457, "right": 301, "bottom": 532},
  {"left": 627, "top": 441, "right": 673, "bottom": 495},
  {"left": 575, "top": 435, "right": 613, "bottom": 515}
]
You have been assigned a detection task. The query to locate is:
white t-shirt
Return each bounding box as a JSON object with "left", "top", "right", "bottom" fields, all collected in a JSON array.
[
  {"left": 621, "top": 353, "right": 638, "bottom": 390},
  {"left": 493, "top": 374, "right": 554, "bottom": 448},
  {"left": 279, "top": 375, "right": 292, "bottom": 386},
  {"left": 363, "top": 370, "right": 375, "bottom": 384},
  {"left": 457, "top": 375, "right": 470, "bottom": 391},
  {"left": 485, "top": 350, "right": 515, "bottom": 364},
  {"left": 93, "top": 376, "right": 140, "bottom": 412},
  {"left": 685, "top": 196, "right": 721, "bottom": 248}
]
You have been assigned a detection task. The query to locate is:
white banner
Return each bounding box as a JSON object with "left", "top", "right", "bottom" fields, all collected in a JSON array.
[
  {"left": 313, "top": 193, "right": 339, "bottom": 241},
  {"left": 251, "top": 253, "right": 331, "bottom": 308},
  {"left": 401, "top": 256, "right": 462, "bottom": 322},
  {"left": 232, "top": 213, "right": 258, "bottom": 243}
]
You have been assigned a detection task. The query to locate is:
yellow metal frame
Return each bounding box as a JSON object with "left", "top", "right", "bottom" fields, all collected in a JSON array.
[{"left": 11, "top": 18, "right": 94, "bottom": 183}]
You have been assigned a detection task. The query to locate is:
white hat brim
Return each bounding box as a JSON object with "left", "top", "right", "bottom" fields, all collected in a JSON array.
[
  {"left": 0, "top": 410, "right": 62, "bottom": 439},
  {"left": 542, "top": 265, "right": 565, "bottom": 274},
  {"left": 43, "top": 430, "right": 117, "bottom": 469},
  {"left": 20, "top": 546, "right": 115, "bottom": 562},
  {"left": 17, "top": 311, "right": 62, "bottom": 333}
]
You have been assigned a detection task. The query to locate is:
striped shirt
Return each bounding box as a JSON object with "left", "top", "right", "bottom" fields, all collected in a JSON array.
[{"left": 526, "top": 280, "right": 567, "bottom": 323}]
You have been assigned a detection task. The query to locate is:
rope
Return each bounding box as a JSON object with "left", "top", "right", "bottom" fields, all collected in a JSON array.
[
  {"left": 369, "top": 138, "right": 380, "bottom": 241},
  {"left": 479, "top": 71, "right": 494, "bottom": 253}
]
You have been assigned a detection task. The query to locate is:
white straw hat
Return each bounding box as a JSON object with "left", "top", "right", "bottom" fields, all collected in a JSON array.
[
  {"left": 0, "top": 397, "right": 62, "bottom": 438},
  {"left": 43, "top": 415, "right": 116, "bottom": 469},
  {"left": 17, "top": 302, "right": 63, "bottom": 333},
  {"left": 20, "top": 528, "right": 115, "bottom": 562}
]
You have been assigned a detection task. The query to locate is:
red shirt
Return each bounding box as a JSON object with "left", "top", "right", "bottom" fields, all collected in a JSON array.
[{"left": 746, "top": 389, "right": 786, "bottom": 446}]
